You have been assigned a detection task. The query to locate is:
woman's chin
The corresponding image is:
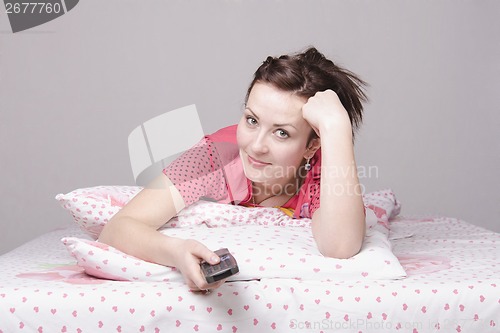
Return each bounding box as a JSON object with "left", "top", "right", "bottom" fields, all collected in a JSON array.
[{"left": 244, "top": 172, "right": 267, "bottom": 184}]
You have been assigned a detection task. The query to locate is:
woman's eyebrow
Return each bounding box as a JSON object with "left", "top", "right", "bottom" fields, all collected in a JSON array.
[
  {"left": 245, "top": 107, "right": 297, "bottom": 130},
  {"left": 245, "top": 107, "right": 259, "bottom": 119}
]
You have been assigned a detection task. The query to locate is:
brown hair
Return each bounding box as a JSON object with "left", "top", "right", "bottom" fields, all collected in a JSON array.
[{"left": 246, "top": 47, "right": 368, "bottom": 140}]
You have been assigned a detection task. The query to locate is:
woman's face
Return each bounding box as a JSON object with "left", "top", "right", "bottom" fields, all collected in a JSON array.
[{"left": 237, "top": 82, "right": 316, "bottom": 190}]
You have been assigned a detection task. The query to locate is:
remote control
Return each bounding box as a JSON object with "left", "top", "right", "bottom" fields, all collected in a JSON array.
[{"left": 200, "top": 248, "right": 239, "bottom": 283}]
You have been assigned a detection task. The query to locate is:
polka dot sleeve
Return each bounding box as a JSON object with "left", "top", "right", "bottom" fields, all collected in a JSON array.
[
  {"left": 163, "top": 137, "right": 237, "bottom": 207},
  {"left": 294, "top": 148, "right": 365, "bottom": 218},
  {"left": 308, "top": 180, "right": 321, "bottom": 217},
  {"left": 293, "top": 150, "right": 322, "bottom": 219}
]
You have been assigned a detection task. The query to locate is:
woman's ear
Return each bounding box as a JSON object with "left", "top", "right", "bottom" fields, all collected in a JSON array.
[{"left": 305, "top": 137, "right": 321, "bottom": 159}]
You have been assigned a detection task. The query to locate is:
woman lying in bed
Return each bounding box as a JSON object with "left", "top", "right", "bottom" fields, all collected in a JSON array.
[{"left": 99, "top": 47, "right": 367, "bottom": 291}]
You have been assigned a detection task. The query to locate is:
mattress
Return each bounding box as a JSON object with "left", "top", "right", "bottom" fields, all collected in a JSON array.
[{"left": 1, "top": 215, "right": 498, "bottom": 333}]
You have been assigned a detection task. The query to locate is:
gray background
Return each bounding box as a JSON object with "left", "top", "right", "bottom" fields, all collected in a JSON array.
[{"left": 1, "top": 0, "right": 499, "bottom": 255}]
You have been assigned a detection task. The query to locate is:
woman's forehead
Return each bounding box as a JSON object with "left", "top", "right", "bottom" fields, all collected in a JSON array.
[{"left": 247, "top": 83, "right": 308, "bottom": 128}]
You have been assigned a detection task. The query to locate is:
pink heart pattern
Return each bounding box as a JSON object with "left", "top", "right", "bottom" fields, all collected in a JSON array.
[
  {"left": 60, "top": 190, "right": 412, "bottom": 285},
  {"left": 0, "top": 194, "right": 498, "bottom": 332}
]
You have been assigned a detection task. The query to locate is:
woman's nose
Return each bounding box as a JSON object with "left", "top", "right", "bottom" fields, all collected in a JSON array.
[{"left": 251, "top": 132, "right": 269, "bottom": 154}]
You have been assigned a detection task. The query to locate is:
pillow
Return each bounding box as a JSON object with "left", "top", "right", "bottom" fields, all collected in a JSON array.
[
  {"left": 55, "top": 186, "right": 142, "bottom": 239},
  {"left": 56, "top": 185, "right": 400, "bottom": 239},
  {"left": 363, "top": 189, "right": 401, "bottom": 228},
  {"left": 62, "top": 201, "right": 407, "bottom": 282}
]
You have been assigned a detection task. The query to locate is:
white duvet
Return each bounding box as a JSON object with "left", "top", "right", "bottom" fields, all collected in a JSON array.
[
  {"left": 1, "top": 188, "right": 498, "bottom": 332},
  {"left": 61, "top": 190, "right": 406, "bottom": 283}
]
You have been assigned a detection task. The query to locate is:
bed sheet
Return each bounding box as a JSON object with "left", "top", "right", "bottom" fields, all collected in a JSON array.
[{"left": 1, "top": 217, "right": 499, "bottom": 333}]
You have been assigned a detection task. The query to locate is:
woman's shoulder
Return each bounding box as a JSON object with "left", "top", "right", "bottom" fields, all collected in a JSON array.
[
  {"left": 207, "top": 124, "right": 238, "bottom": 144},
  {"left": 204, "top": 124, "right": 240, "bottom": 162}
]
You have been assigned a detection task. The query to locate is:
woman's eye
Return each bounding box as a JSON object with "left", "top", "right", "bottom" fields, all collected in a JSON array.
[
  {"left": 275, "top": 129, "right": 289, "bottom": 139},
  {"left": 246, "top": 116, "right": 257, "bottom": 126}
]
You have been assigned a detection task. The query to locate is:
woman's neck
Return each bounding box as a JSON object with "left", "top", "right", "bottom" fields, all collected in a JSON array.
[{"left": 251, "top": 178, "right": 300, "bottom": 206}]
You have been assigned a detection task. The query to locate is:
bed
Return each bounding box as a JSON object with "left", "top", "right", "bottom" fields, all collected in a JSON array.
[{"left": 1, "top": 187, "right": 499, "bottom": 333}]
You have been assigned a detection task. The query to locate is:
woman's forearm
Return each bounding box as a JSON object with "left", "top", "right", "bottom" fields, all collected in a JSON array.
[
  {"left": 98, "top": 174, "right": 188, "bottom": 266},
  {"left": 99, "top": 216, "right": 182, "bottom": 267},
  {"left": 312, "top": 120, "right": 366, "bottom": 259}
]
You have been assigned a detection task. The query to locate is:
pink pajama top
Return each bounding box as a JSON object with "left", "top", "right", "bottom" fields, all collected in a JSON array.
[{"left": 163, "top": 125, "right": 321, "bottom": 219}]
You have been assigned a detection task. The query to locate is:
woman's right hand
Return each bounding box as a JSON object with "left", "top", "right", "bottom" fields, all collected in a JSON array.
[
  {"left": 170, "top": 238, "right": 227, "bottom": 291},
  {"left": 99, "top": 174, "right": 228, "bottom": 291}
]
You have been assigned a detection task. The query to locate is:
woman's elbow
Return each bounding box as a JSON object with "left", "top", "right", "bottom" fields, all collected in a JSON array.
[
  {"left": 316, "top": 239, "right": 363, "bottom": 259},
  {"left": 311, "top": 209, "right": 366, "bottom": 259},
  {"left": 97, "top": 221, "right": 115, "bottom": 245}
]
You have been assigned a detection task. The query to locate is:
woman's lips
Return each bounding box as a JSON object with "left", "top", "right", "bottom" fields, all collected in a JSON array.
[{"left": 247, "top": 155, "right": 271, "bottom": 168}]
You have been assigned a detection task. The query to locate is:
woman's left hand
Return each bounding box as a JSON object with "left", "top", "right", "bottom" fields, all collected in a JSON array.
[{"left": 301, "top": 90, "right": 351, "bottom": 136}]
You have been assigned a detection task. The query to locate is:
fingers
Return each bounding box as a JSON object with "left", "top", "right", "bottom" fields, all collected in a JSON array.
[
  {"left": 198, "top": 247, "right": 221, "bottom": 267},
  {"left": 187, "top": 278, "right": 227, "bottom": 292},
  {"left": 186, "top": 269, "right": 228, "bottom": 291},
  {"left": 185, "top": 239, "right": 220, "bottom": 264},
  {"left": 181, "top": 240, "right": 223, "bottom": 291}
]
